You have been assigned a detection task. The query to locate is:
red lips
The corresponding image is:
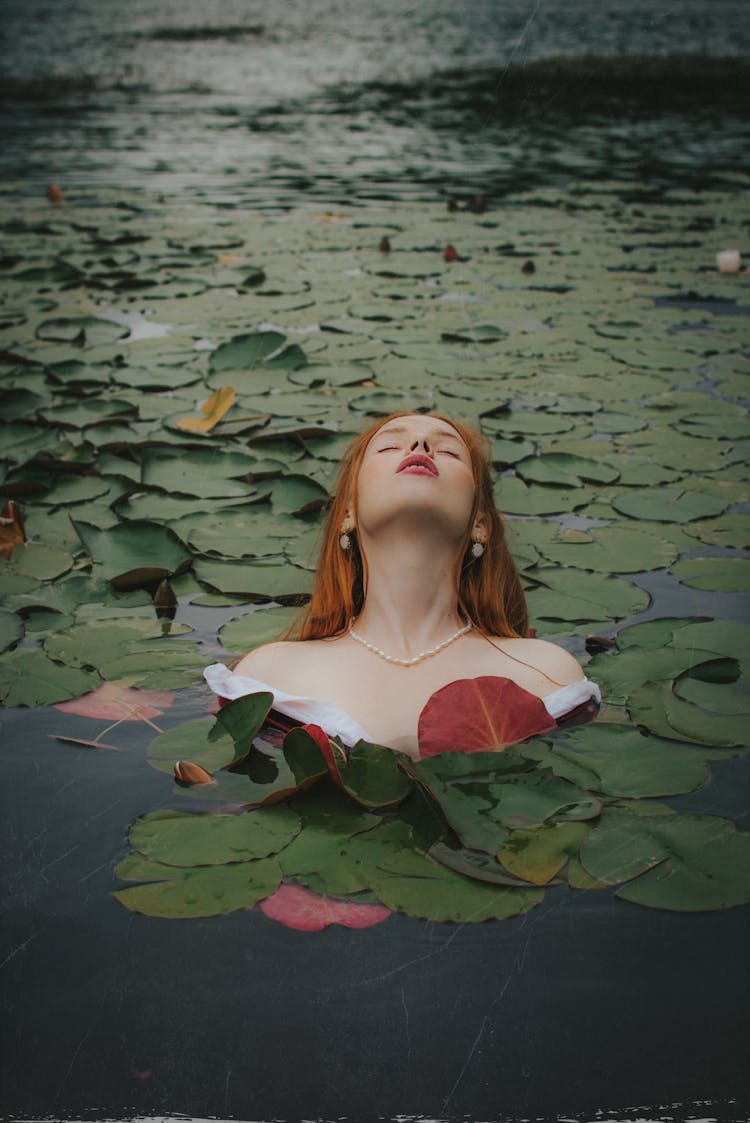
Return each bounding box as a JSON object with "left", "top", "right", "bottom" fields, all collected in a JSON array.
[{"left": 397, "top": 454, "right": 439, "bottom": 476}]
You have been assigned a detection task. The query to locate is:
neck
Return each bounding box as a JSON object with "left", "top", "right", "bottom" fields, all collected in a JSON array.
[{"left": 353, "top": 526, "right": 467, "bottom": 660}]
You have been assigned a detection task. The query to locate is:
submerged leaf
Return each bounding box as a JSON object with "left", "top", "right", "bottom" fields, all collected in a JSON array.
[
  {"left": 259, "top": 883, "right": 390, "bottom": 931},
  {"left": 54, "top": 682, "right": 175, "bottom": 721}
]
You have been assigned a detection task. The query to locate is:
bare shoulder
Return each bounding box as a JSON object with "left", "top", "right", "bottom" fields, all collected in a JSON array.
[
  {"left": 233, "top": 640, "right": 311, "bottom": 681},
  {"left": 494, "top": 636, "right": 584, "bottom": 686}
]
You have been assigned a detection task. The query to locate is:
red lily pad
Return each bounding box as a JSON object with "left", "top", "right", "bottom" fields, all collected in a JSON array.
[
  {"left": 54, "top": 682, "right": 175, "bottom": 720},
  {"left": 418, "top": 677, "right": 557, "bottom": 757},
  {"left": 259, "top": 882, "right": 391, "bottom": 931}
]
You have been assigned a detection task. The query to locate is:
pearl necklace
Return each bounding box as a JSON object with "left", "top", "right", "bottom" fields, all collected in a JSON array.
[{"left": 348, "top": 620, "right": 472, "bottom": 666}]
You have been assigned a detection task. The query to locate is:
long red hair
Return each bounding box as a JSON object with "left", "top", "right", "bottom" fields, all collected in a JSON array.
[{"left": 289, "top": 411, "right": 528, "bottom": 640}]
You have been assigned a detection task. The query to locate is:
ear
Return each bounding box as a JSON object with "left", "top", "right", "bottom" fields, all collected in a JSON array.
[{"left": 341, "top": 508, "right": 356, "bottom": 533}]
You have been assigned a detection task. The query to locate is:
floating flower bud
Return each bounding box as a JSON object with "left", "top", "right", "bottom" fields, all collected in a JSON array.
[{"left": 174, "top": 760, "right": 213, "bottom": 785}]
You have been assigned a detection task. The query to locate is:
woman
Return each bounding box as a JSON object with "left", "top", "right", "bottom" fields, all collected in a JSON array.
[{"left": 205, "top": 412, "right": 599, "bottom": 758}]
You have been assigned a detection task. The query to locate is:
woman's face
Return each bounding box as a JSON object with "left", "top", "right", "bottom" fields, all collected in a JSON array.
[{"left": 354, "top": 415, "right": 477, "bottom": 544}]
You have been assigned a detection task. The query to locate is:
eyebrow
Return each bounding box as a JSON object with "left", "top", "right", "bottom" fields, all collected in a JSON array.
[{"left": 376, "top": 425, "right": 464, "bottom": 444}]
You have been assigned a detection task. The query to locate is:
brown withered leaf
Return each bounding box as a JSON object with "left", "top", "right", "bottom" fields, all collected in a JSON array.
[
  {"left": 174, "top": 386, "right": 236, "bottom": 434},
  {"left": 0, "top": 500, "right": 26, "bottom": 559}
]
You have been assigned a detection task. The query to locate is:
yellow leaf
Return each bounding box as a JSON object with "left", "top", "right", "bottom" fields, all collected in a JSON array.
[{"left": 175, "top": 386, "right": 236, "bottom": 433}]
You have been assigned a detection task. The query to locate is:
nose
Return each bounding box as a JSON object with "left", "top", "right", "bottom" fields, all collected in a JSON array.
[{"left": 409, "top": 435, "right": 433, "bottom": 456}]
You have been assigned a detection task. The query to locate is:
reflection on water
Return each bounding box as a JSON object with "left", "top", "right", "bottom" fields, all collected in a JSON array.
[{"left": 1, "top": 0, "right": 749, "bottom": 203}]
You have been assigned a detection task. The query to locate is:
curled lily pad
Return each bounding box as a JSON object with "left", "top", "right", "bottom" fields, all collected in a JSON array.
[
  {"left": 585, "top": 646, "right": 727, "bottom": 706},
  {"left": 627, "top": 680, "right": 749, "bottom": 749},
  {"left": 580, "top": 814, "right": 750, "bottom": 911},
  {"left": 0, "top": 609, "right": 23, "bottom": 653},
  {"left": 209, "top": 330, "right": 287, "bottom": 372},
  {"left": 72, "top": 520, "right": 191, "bottom": 588}
]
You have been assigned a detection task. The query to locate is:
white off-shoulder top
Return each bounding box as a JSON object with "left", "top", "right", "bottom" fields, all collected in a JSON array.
[{"left": 203, "top": 662, "right": 601, "bottom": 746}]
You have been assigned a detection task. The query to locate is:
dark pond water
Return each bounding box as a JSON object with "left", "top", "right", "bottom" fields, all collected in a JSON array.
[
  {"left": 2, "top": 591, "right": 749, "bottom": 1123},
  {"left": 1, "top": 0, "right": 749, "bottom": 204},
  {"left": 1, "top": 3, "right": 750, "bottom": 1120}
]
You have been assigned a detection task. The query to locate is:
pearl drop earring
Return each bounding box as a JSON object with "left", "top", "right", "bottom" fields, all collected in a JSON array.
[
  {"left": 471, "top": 540, "right": 485, "bottom": 558},
  {"left": 339, "top": 533, "right": 351, "bottom": 551}
]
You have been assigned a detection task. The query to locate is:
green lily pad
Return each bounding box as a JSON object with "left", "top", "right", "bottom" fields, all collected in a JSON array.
[
  {"left": 494, "top": 477, "right": 588, "bottom": 516},
  {"left": 129, "top": 805, "right": 300, "bottom": 867},
  {"left": 682, "top": 515, "right": 749, "bottom": 550},
  {"left": 516, "top": 453, "right": 619, "bottom": 488},
  {"left": 627, "top": 681, "right": 749, "bottom": 749},
  {"left": 148, "top": 717, "right": 238, "bottom": 775},
  {"left": 1, "top": 542, "right": 74, "bottom": 582},
  {"left": 534, "top": 524, "right": 678, "bottom": 573},
  {"left": 0, "top": 609, "right": 23, "bottom": 652},
  {"left": 35, "top": 316, "right": 128, "bottom": 344},
  {"left": 611, "top": 486, "right": 729, "bottom": 523},
  {"left": 371, "top": 849, "right": 544, "bottom": 922},
  {"left": 219, "top": 606, "right": 301, "bottom": 651},
  {"left": 193, "top": 558, "right": 313, "bottom": 601},
  {"left": 0, "top": 647, "right": 100, "bottom": 706},
  {"left": 113, "top": 856, "right": 282, "bottom": 919},
  {"left": 580, "top": 814, "right": 750, "bottom": 911},
  {"left": 484, "top": 772, "right": 601, "bottom": 830},
  {"left": 526, "top": 568, "right": 648, "bottom": 625},
  {"left": 209, "top": 330, "right": 287, "bottom": 371},
  {"left": 339, "top": 741, "right": 413, "bottom": 808},
  {"left": 44, "top": 618, "right": 202, "bottom": 690},
  {"left": 72, "top": 520, "right": 191, "bottom": 587},
  {"left": 522, "top": 724, "right": 709, "bottom": 798},
  {"left": 585, "top": 646, "right": 727, "bottom": 706},
  {"left": 36, "top": 476, "right": 113, "bottom": 507},
  {"left": 670, "top": 556, "right": 750, "bottom": 592},
  {"left": 140, "top": 450, "right": 258, "bottom": 500}
]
